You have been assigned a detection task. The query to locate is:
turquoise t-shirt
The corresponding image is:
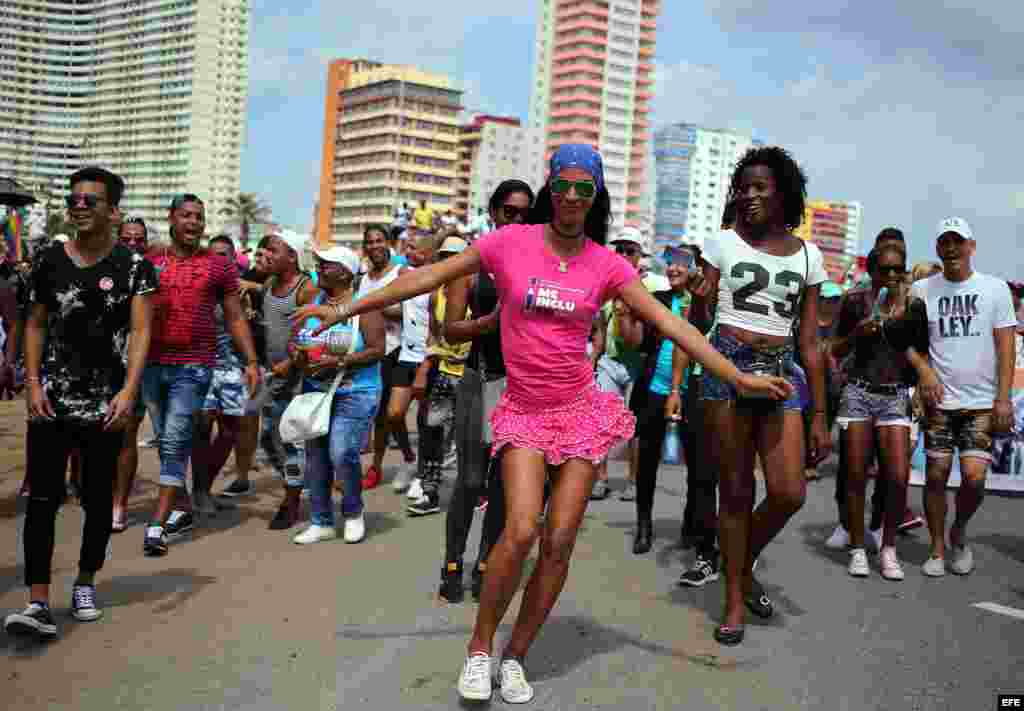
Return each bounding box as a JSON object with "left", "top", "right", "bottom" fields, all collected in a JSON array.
[
  {"left": 301, "top": 295, "right": 381, "bottom": 394},
  {"left": 649, "top": 293, "right": 689, "bottom": 396}
]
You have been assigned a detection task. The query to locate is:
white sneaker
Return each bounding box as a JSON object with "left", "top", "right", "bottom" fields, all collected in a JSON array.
[
  {"left": 293, "top": 524, "right": 338, "bottom": 545},
  {"left": 922, "top": 556, "right": 946, "bottom": 577},
  {"left": 879, "top": 546, "right": 905, "bottom": 581},
  {"left": 950, "top": 544, "right": 974, "bottom": 575},
  {"left": 866, "top": 527, "right": 882, "bottom": 554},
  {"left": 498, "top": 658, "right": 534, "bottom": 704},
  {"left": 825, "top": 524, "right": 849, "bottom": 550},
  {"left": 406, "top": 478, "right": 423, "bottom": 501},
  {"left": 343, "top": 514, "right": 365, "bottom": 544},
  {"left": 457, "top": 653, "right": 493, "bottom": 702},
  {"left": 392, "top": 463, "right": 416, "bottom": 492},
  {"left": 848, "top": 548, "right": 870, "bottom": 577}
]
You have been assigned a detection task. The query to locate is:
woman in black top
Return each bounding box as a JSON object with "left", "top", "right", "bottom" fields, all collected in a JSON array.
[{"left": 831, "top": 243, "right": 928, "bottom": 581}]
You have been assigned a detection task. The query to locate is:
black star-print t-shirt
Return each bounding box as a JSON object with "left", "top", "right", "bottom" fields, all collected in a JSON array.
[{"left": 29, "top": 242, "right": 158, "bottom": 423}]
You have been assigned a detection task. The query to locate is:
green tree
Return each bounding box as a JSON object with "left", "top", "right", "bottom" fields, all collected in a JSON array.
[{"left": 219, "top": 193, "right": 271, "bottom": 249}]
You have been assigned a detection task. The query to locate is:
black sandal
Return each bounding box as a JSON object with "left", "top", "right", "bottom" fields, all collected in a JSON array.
[
  {"left": 744, "top": 576, "right": 774, "bottom": 619},
  {"left": 714, "top": 624, "right": 745, "bottom": 646}
]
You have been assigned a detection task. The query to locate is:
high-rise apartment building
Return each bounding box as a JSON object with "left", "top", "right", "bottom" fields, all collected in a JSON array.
[
  {"left": 795, "top": 199, "right": 863, "bottom": 282},
  {"left": 525, "top": 0, "right": 659, "bottom": 230},
  {"left": 315, "top": 60, "right": 462, "bottom": 248},
  {"left": 653, "top": 123, "right": 760, "bottom": 251},
  {"left": 0, "top": 0, "right": 250, "bottom": 239},
  {"left": 456, "top": 115, "right": 530, "bottom": 221}
]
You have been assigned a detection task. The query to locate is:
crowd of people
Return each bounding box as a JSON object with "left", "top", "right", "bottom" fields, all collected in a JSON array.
[{"left": 2, "top": 143, "right": 1021, "bottom": 705}]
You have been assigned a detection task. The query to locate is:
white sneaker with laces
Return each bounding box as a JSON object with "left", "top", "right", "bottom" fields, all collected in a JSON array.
[
  {"left": 950, "top": 544, "right": 974, "bottom": 575},
  {"left": 922, "top": 556, "right": 946, "bottom": 577},
  {"left": 848, "top": 548, "right": 870, "bottom": 577},
  {"left": 825, "top": 525, "right": 849, "bottom": 550},
  {"left": 392, "top": 463, "right": 416, "bottom": 492},
  {"left": 498, "top": 658, "right": 535, "bottom": 704},
  {"left": 343, "top": 514, "right": 365, "bottom": 543},
  {"left": 293, "top": 524, "right": 338, "bottom": 545},
  {"left": 879, "top": 546, "right": 904, "bottom": 581},
  {"left": 406, "top": 478, "right": 423, "bottom": 501},
  {"left": 866, "top": 527, "right": 882, "bottom": 554},
  {"left": 457, "top": 653, "right": 493, "bottom": 702}
]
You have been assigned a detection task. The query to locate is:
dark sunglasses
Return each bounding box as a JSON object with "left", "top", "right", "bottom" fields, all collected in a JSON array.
[
  {"left": 550, "top": 178, "right": 596, "bottom": 199},
  {"left": 877, "top": 265, "right": 906, "bottom": 275},
  {"left": 65, "top": 193, "right": 105, "bottom": 209},
  {"left": 615, "top": 244, "right": 641, "bottom": 257},
  {"left": 662, "top": 246, "right": 696, "bottom": 269},
  {"left": 501, "top": 204, "right": 530, "bottom": 222}
]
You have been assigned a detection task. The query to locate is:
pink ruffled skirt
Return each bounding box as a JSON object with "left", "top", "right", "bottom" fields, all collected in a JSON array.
[{"left": 490, "top": 384, "right": 636, "bottom": 466}]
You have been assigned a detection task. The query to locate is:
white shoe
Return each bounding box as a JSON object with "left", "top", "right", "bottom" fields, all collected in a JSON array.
[
  {"left": 922, "top": 556, "right": 946, "bottom": 577},
  {"left": 343, "top": 514, "right": 365, "bottom": 543},
  {"left": 848, "top": 548, "right": 870, "bottom": 577},
  {"left": 406, "top": 478, "right": 423, "bottom": 501},
  {"left": 457, "top": 653, "right": 493, "bottom": 702},
  {"left": 950, "top": 544, "right": 974, "bottom": 575},
  {"left": 879, "top": 546, "right": 905, "bottom": 581},
  {"left": 293, "top": 524, "right": 338, "bottom": 545},
  {"left": 865, "top": 527, "right": 882, "bottom": 554},
  {"left": 392, "top": 463, "right": 416, "bottom": 493},
  {"left": 825, "top": 524, "right": 849, "bottom": 550},
  {"left": 498, "top": 658, "right": 535, "bottom": 704}
]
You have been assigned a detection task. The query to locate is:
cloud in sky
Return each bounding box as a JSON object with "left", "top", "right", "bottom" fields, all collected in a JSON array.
[{"left": 243, "top": 1, "right": 1022, "bottom": 276}]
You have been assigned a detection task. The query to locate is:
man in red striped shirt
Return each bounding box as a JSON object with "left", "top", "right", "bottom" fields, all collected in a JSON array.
[{"left": 140, "top": 194, "right": 260, "bottom": 557}]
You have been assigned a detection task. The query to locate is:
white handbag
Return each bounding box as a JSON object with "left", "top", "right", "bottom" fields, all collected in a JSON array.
[{"left": 278, "top": 315, "right": 359, "bottom": 444}]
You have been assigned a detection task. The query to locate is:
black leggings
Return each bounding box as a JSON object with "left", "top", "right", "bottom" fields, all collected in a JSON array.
[
  {"left": 24, "top": 420, "right": 122, "bottom": 586},
  {"left": 445, "top": 445, "right": 502, "bottom": 568},
  {"left": 635, "top": 391, "right": 670, "bottom": 522},
  {"left": 682, "top": 380, "right": 718, "bottom": 556}
]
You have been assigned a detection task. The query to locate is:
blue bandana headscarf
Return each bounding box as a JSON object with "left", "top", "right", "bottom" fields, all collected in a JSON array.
[{"left": 549, "top": 144, "right": 605, "bottom": 193}]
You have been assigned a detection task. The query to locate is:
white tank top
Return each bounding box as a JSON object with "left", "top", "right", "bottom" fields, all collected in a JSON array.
[
  {"left": 356, "top": 264, "right": 403, "bottom": 354},
  {"left": 399, "top": 267, "right": 430, "bottom": 364},
  {"left": 704, "top": 229, "right": 827, "bottom": 338}
]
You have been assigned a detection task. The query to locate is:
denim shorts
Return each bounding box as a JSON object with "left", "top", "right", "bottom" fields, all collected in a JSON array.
[
  {"left": 701, "top": 332, "right": 802, "bottom": 411},
  {"left": 202, "top": 366, "right": 248, "bottom": 417},
  {"left": 925, "top": 408, "right": 994, "bottom": 462},
  {"left": 836, "top": 381, "right": 912, "bottom": 428}
]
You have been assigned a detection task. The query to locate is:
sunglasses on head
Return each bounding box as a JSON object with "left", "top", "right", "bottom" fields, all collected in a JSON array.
[
  {"left": 501, "top": 204, "right": 530, "bottom": 222},
  {"left": 550, "top": 178, "right": 596, "bottom": 199},
  {"left": 662, "top": 246, "right": 696, "bottom": 269},
  {"left": 65, "top": 193, "right": 105, "bottom": 209},
  {"left": 615, "top": 244, "right": 641, "bottom": 257},
  {"left": 877, "top": 264, "right": 906, "bottom": 275}
]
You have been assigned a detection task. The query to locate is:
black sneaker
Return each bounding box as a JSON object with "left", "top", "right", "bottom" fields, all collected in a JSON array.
[
  {"left": 164, "top": 511, "right": 194, "bottom": 540},
  {"left": 4, "top": 602, "right": 58, "bottom": 638},
  {"left": 71, "top": 584, "right": 103, "bottom": 622},
  {"left": 678, "top": 554, "right": 720, "bottom": 587},
  {"left": 143, "top": 524, "right": 168, "bottom": 557},
  {"left": 589, "top": 479, "right": 610, "bottom": 500},
  {"left": 269, "top": 502, "right": 299, "bottom": 530},
  {"left": 471, "top": 565, "right": 486, "bottom": 602},
  {"left": 744, "top": 575, "right": 774, "bottom": 619},
  {"left": 408, "top": 491, "right": 441, "bottom": 516},
  {"left": 221, "top": 479, "right": 254, "bottom": 497},
  {"left": 439, "top": 562, "right": 464, "bottom": 603}
]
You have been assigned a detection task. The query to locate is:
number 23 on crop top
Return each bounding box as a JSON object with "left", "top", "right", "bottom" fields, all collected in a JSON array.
[{"left": 704, "top": 229, "right": 827, "bottom": 338}]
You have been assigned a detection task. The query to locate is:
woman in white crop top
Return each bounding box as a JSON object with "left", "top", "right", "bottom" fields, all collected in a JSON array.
[{"left": 689, "top": 146, "right": 831, "bottom": 646}]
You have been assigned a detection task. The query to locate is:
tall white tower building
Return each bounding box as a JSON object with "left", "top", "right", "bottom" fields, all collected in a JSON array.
[{"left": 0, "top": 0, "right": 250, "bottom": 239}]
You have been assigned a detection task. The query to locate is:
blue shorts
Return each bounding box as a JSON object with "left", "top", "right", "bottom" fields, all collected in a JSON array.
[
  {"left": 701, "top": 331, "right": 803, "bottom": 412},
  {"left": 202, "top": 366, "right": 248, "bottom": 417},
  {"left": 836, "top": 381, "right": 912, "bottom": 428}
]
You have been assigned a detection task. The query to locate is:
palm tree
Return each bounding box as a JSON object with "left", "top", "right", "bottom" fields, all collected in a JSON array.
[{"left": 219, "top": 193, "right": 271, "bottom": 249}]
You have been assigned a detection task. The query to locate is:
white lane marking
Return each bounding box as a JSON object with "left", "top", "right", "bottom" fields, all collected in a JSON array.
[{"left": 972, "top": 602, "right": 1024, "bottom": 620}]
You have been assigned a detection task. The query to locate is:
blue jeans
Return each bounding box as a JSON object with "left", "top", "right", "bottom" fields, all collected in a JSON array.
[
  {"left": 260, "top": 390, "right": 305, "bottom": 488},
  {"left": 306, "top": 387, "right": 379, "bottom": 525},
  {"left": 143, "top": 364, "right": 213, "bottom": 488}
]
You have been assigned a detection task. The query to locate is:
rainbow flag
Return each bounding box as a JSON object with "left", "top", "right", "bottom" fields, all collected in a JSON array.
[{"left": 3, "top": 208, "right": 22, "bottom": 261}]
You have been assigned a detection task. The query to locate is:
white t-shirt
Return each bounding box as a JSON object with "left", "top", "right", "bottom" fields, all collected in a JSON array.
[
  {"left": 356, "top": 264, "right": 403, "bottom": 355},
  {"left": 704, "top": 229, "right": 827, "bottom": 338},
  {"left": 910, "top": 272, "right": 1017, "bottom": 410}
]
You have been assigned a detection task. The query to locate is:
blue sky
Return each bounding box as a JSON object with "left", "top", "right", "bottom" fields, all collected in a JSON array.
[{"left": 244, "top": 1, "right": 1022, "bottom": 277}]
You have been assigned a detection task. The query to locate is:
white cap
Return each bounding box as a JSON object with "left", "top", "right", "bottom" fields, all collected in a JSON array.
[
  {"left": 438, "top": 236, "right": 468, "bottom": 254},
  {"left": 611, "top": 226, "right": 645, "bottom": 252},
  {"left": 313, "top": 244, "right": 361, "bottom": 275},
  {"left": 270, "top": 229, "right": 309, "bottom": 270},
  {"left": 53, "top": 233, "right": 70, "bottom": 243},
  {"left": 936, "top": 217, "right": 973, "bottom": 241}
]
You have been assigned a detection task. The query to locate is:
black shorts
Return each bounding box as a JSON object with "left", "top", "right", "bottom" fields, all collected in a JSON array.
[
  {"left": 391, "top": 360, "right": 420, "bottom": 389},
  {"left": 377, "top": 349, "right": 402, "bottom": 417}
]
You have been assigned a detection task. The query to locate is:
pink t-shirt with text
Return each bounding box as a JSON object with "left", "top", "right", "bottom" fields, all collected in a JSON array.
[{"left": 476, "top": 224, "right": 638, "bottom": 407}]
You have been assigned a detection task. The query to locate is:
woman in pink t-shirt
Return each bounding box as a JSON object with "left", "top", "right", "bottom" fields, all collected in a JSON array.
[{"left": 295, "top": 145, "right": 791, "bottom": 703}]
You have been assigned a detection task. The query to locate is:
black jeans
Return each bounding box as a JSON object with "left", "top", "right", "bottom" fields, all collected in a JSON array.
[
  {"left": 446, "top": 445, "right": 501, "bottom": 569},
  {"left": 24, "top": 419, "right": 122, "bottom": 586},
  {"left": 682, "top": 379, "right": 718, "bottom": 556},
  {"left": 635, "top": 390, "right": 671, "bottom": 522},
  {"left": 834, "top": 429, "right": 887, "bottom": 531}
]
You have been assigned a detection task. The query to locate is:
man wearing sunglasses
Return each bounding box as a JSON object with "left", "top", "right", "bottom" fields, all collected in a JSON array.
[{"left": 5, "top": 167, "right": 158, "bottom": 641}]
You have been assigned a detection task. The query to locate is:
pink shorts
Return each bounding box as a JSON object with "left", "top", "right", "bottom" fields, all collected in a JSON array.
[{"left": 489, "top": 383, "right": 636, "bottom": 466}]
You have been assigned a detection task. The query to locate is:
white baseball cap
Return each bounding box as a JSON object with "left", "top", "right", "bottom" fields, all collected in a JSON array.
[
  {"left": 936, "top": 217, "right": 973, "bottom": 241},
  {"left": 312, "top": 245, "right": 361, "bottom": 275},
  {"left": 269, "top": 229, "right": 309, "bottom": 270},
  {"left": 53, "top": 233, "right": 70, "bottom": 243},
  {"left": 611, "top": 226, "right": 646, "bottom": 252}
]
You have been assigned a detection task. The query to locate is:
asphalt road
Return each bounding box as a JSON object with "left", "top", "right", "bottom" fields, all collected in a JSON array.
[{"left": 2, "top": 399, "right": 1022, "bottom": 710}]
